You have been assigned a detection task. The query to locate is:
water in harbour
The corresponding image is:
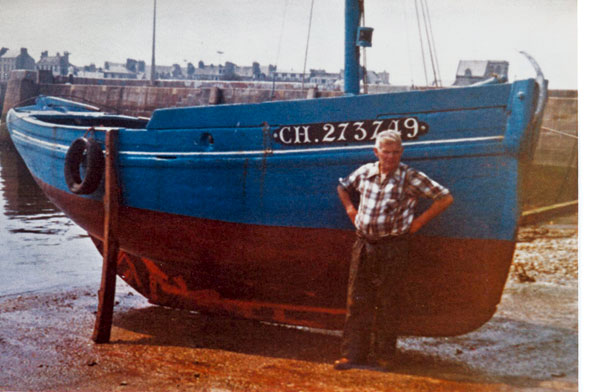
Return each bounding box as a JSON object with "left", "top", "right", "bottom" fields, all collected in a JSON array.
[{"left": 0, "top": 142, "right": 102, "bottom": 297}]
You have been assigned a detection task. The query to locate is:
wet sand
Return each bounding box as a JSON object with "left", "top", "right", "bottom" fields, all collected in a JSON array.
[{"left": 0, "top": 216, "right": 578, "bottom": 391}]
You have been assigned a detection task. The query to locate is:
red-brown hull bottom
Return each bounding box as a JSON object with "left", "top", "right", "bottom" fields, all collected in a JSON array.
[{"left": 40, "top": 180, "right": 515, "bottom": 336}]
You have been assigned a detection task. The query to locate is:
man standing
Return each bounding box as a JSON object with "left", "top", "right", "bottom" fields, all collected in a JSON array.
[{"left": 334, "top": 130, "right": 453, "bottom": 370}]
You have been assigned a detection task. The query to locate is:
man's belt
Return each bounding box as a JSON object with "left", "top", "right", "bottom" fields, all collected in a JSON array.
[{"left": 356, "top": 231, "right": 408, "bottom": 244}]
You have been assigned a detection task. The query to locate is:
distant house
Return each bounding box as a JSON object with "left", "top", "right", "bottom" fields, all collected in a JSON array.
[
  {"left": 103, "top": 61, "right": 137, "bottom": 79},
  {"left": 309, "top": 69, "right": 341, "bottom": 88},
  {"left": 453, "top": 60, "right": 509, "bottom": 86},
  {"left": 193, "top": 63, "right": 223, "bottom": 81},
  {"left": 37, "top": 51, "right": 71, "bottom": 77},
  {"left": 271, "top": 69, "right": 309, "bottom": 83},
  {"left": 77, "top": 63, "right": 104, "bottom": 79},
  {"left": 233, "top": 64, "right": 253, "bottom": 80},
  {"left": 126, "top": 58, "right": 145, "bottom": 74},
  {"left": 193, "top": 60, "right": 271, "bottom": 81},
  {"left": 153, "top": 65, "right": 175, "bottom": 80},
  {"left": 365, "top": 69, "right": 390, "bottom": 85},
  {"left": 0, "top": 47, "right": 36, "bottom": 81}
]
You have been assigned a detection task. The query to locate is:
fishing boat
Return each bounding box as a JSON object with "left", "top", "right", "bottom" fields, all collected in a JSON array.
[{"left": 5, "top": 0, "right": 547, "bottom": 336}]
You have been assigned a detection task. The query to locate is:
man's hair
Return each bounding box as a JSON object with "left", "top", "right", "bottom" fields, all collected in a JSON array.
[{"left": 375, "top": 130, "right": 403, "bottom": 149}]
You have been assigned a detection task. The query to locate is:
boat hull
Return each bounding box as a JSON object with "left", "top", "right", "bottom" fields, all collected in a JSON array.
[
  {"left": 40, "top": 177, "right": 514, "bottom": 336},
  {"left": 7, "top": 79, "right": 544, "bottom": 336}
]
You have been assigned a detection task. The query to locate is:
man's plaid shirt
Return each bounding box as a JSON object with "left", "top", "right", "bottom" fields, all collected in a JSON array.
[{"left": 339, "top": 162, "right": 450, "bottom": 239}]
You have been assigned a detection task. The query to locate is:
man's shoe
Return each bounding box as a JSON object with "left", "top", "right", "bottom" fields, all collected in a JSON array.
[{"left": 333, "top": 357, "right": 359, "bottom": 370}]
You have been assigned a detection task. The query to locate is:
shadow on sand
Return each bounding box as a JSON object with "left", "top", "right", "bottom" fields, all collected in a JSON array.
[{"left": 111, "top": 304, "right": 575, "bottom": 389}]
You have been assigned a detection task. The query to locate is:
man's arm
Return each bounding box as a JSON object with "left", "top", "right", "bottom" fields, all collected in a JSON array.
[
  {"left": 409, "top": 193, "right": 453, "bottom": 234},
  {"left": 337, "top": 185, "right": 358, "bottom": 224}
]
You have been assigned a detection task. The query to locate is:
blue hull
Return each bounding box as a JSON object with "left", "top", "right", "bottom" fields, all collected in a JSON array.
[
  {"left": 6, "top": 80, "right": 545, "bottom": 335},
  {"left": 9, "top": 82, "right": 538, "bottom": 240}
]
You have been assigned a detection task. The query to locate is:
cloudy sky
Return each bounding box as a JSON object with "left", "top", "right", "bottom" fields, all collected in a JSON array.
[{"left": 1, "top": 0, "right": 577, "bottom": 88}]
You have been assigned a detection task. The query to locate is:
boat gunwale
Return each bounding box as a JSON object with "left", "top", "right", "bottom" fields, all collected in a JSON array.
[{"left": 9, "top": 125, "right": 506, "bottom": 158}]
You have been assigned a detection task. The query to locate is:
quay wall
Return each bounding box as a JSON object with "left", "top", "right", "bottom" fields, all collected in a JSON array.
[
  {"left": 0, "top": 70, "right": 337, "bottom": 127},
  {"left": 1, "top": 71, "right": 576, "bottom": 129}
]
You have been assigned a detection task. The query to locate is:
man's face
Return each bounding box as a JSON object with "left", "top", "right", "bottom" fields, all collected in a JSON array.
[{"left": 374, "top": 140, "right": 403, "bottom": 174}]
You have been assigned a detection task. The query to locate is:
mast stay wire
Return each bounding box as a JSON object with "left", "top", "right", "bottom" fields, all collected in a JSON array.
[
  {"left": 400, "top": 0, "right": 416, "bottom": 87},
  {"left": 271, "top": 0, "right": 290, "bottom": 99},
  {"left": 413, "top": 0, "right": 429, "bottom": 86},
  {"left": 422, "top": 0, "right": 442, "bottom": 86},
  {"left": 418, "top": 0, "right": 439, "bottom": 86},
  {"left": 413, "top": 0, "right": 442, "bottom": 87},
  {"left": 301, "top": 0, "right": 316, "bottom": 91}
]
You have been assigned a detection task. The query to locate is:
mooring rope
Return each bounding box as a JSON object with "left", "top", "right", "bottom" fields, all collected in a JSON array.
[{"left": 541, "top": 126, "right": 578, "bottom": 139}]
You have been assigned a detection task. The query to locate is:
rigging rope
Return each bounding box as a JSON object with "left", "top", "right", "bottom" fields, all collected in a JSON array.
[
  {"left": 271, "top": 0, "right": 290, "bottom": 99},
  {"left": 412, "top": 0, "right": 442, "bottom": 87},
  {"left": 301, "top": 0, "right": 316, "bottom": 91},
  {"left": 418, "top": 0, "right": 438, "bottom": 86},
  {"left": 422, "top": 0, "right": 442, "bottom": 86},
  {"left": 400, "top": 0, "right": 416, "bottom": 86},
  {"left": 413, "top": 0, "right": 429, "bottom": 86}
]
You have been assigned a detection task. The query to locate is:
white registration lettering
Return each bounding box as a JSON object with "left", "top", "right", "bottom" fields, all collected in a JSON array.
[
  {"left": 279, "top": 126, "right": 293, "bottom": 144},
  {"left": 353, "top": 122, "right": 367, "bottom": 141},
  {"left": 323, "top": 123, "right": 336, "bottom": 142},
  {"left": 294, "top": 125, "right": 311, "bottom": 144},
  {"left": 388, "top": 119, "right": 400, "bottom": 132},
  {"left": 337, "top": 123, "right": 349, "bottom": 141},
  {"left": 370, "top": 120, "right": 384, "bottom": 140},
  {"left": 404, "top": 117, "right": 419, "bottom": 138}
]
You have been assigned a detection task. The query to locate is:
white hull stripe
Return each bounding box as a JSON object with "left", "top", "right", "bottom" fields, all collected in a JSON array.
[
  {"left": 11, "top": 129, "right": 504, "bottom": 157},
  {"left": 11, "top": 130, "right": 70, "bottom": 152}
]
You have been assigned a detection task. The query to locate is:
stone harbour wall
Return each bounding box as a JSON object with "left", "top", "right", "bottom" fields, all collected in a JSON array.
[{"left": 0, "top": 70, "right": 578, "bottom": 168}]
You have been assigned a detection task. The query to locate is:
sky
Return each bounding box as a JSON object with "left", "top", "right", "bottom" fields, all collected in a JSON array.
[{"left": 0, "top": 0, "right": 578, "bottom": 89}]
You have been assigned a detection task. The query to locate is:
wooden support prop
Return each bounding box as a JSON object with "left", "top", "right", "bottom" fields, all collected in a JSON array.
[{"left": 92, "top": 129, "right": 120, "bottom": 343}]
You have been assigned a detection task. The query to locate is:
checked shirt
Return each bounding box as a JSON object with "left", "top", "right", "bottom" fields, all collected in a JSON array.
[{"left": 339, "top": 161, "right": 450, "bottom": 239}]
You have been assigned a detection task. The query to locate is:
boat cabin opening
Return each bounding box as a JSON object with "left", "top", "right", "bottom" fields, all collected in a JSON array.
[{"left": 31, "top": 114, "right": 149, "bottom": 129}]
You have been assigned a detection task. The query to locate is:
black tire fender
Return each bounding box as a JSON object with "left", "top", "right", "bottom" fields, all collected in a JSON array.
[{"left": 64, "top": 137, "right": 105, "bottom": 194}]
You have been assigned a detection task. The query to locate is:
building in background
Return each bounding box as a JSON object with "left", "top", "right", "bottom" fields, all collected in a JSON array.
[
  {"left": 1, "top": 45, "right": 391, "bottom": 90},
  {"left": 0, "top": 48, "right": 36, "bottom": 81},
  {"left": 102, "top": 61, "right": 138, "bottom": 79},
  {"left": 36, "top": 51, "right": 72, "bottom": 77},
  {"left": 364, "top": 69, "right": 390, "bottom": 85}
]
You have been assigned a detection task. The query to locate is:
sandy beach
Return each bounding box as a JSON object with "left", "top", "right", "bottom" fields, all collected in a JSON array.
[{"left": 0, "top": 215, "right": 578, "bottom": 392}]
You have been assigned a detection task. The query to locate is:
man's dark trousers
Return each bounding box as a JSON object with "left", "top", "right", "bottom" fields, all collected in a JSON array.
[{"left": 341, "top": 234, "right": 409, "bottom": 363}]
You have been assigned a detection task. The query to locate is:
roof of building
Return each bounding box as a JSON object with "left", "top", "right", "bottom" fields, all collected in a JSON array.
[
  {"left": 0, "top": 49, "right": 23, "bottom": 58},
  {"left": 38, "top": 56, "right": 62, "bottom": 66},
  {"left": 103, "top": 62, "right": 135, "bottom": 75}
]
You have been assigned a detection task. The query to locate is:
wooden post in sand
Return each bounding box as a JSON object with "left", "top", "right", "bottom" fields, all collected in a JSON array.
[{"left": 92, "top": 129, "right": 120, "bottom": 343}]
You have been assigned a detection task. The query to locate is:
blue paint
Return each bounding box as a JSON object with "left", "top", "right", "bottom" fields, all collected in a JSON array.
[
  {"left": 344, "top": 0, "right": 361, "bottom": 95},
  {"left": 7, "top": 76, "right": 542, "bottom": 244}
]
